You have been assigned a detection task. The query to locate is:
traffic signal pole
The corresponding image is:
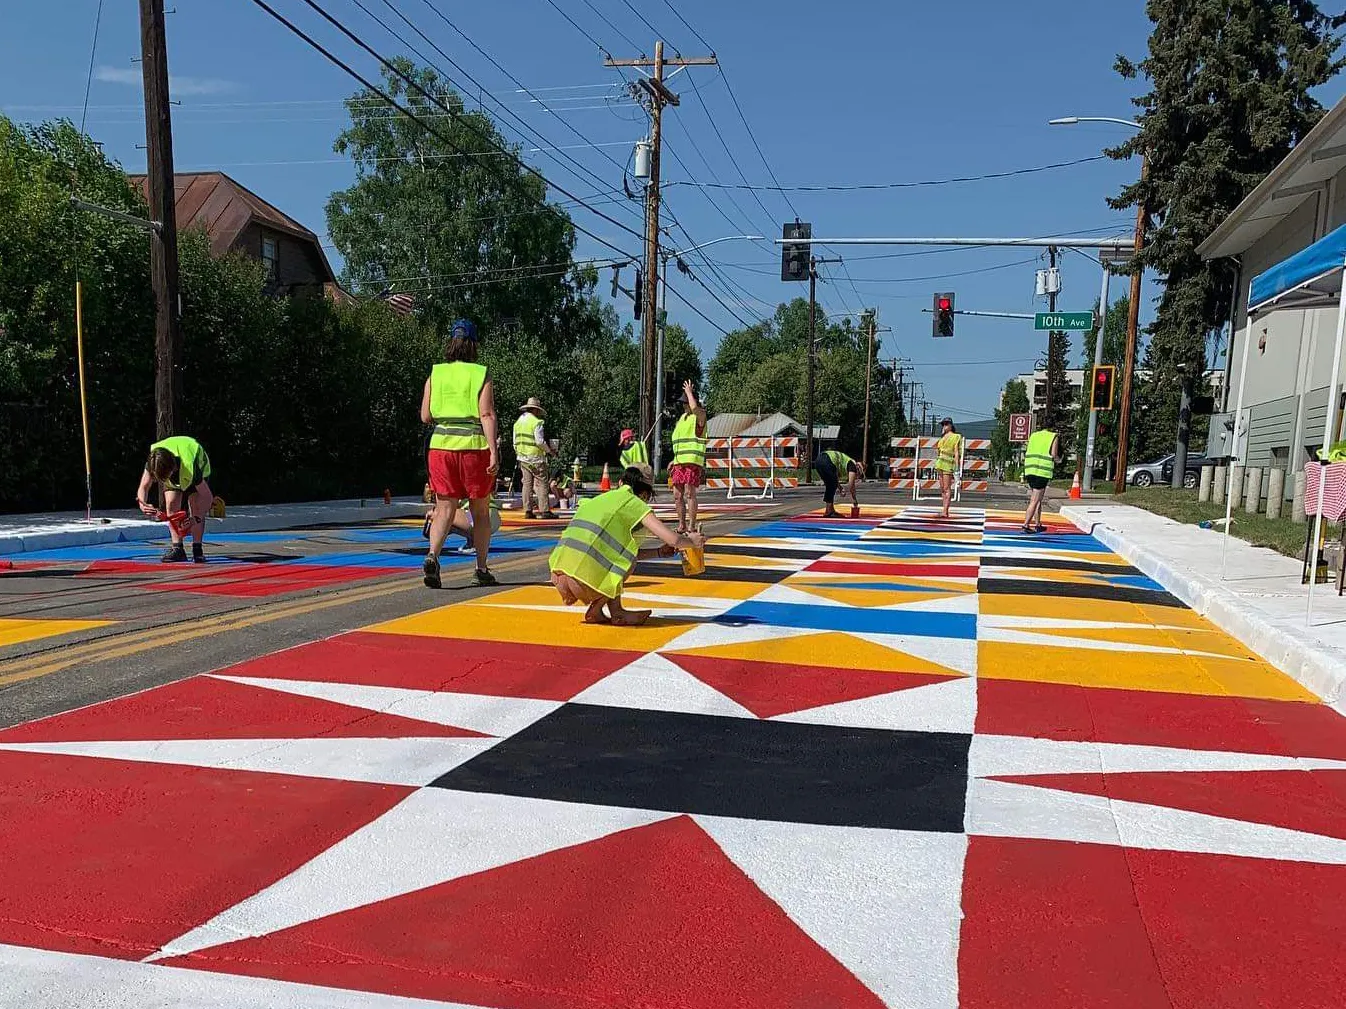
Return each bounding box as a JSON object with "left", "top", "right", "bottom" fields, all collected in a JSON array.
[
  {"left": 805, "top": 257, "right": 817, "bottom": 484},
  {"left": 1082, "top": 257, "right": 1113, "bottom": 492},
  {"left": 1113, "top": 152, "right": 1149, "bottom": 495}
]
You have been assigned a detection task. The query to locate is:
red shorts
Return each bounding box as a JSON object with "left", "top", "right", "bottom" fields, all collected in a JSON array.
[
  {"left": 669, "top": 463, "right": 704, "bottom": 488},
  {"left": 428, "top": 449, "right": 493, "bottom": 500}
]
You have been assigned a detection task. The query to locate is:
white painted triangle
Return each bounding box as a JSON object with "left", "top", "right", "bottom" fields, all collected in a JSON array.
[
  {"left": 571, "top": 652, "right": 755, "bottom": 718},
  {"left": 657, "top": 619, "right": 820, "bottom": 654},
  {"left": 149, "top": 789, "right": 675, "bottom": 962},
  {"left": 696, "top": 815, "right": 964, "bottom": 1009},
  {"left": 0, "top": 943, "right": 485, "bottom": 1009},
  {"left": 978, "top": 625, "right": 1242, "bottom": 660},
  {"left": 969, "top": 733, "right": 1346, "bottom": 778},
  {"left": 966, "top": 778, "right": 1346, "bottom": 863},
  {"left": 750, "top": 583, "right": 849, "bottom": 607},
  {"left": 209, "top": 675, "right": 560, "bottom": 738},
  {"left": 774, "top": 675, "right": 975, "bottom": 734},
  {"left": 851, "top": 631, "right": 977, "bottom": 676},
  {"left": 0, "top": 737, "right": 491, "bottom": 787},
  {"left": 877, "top": 592, "right": 979, "bottom": 615},
  {"left": 980, "top": 614, "right": 1204, "bottom": 633}
]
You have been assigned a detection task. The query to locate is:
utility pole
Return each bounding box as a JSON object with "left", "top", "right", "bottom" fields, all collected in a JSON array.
[
  {"left": 1082, "top": 254, "right": 1114, "bottom": 492},
  {"left": 1043, "top": 246, "right": 1058, "bottom": 424},
  {"left": 805, "top": 256, "right": 817, "bottom": 484},
  {"left": 139, "top": 0, "right": 182, "bottom": 438},
  {"left": 921, "top": 400, "right": 928, "bottom": 437},
  {"left": 861, "top": 310, "right": 876, "bottom": 472},
  {"left": 605, "top": 44, "right": 717, "bottom": 437},
  {"left": 1114, "top": 152, "right": 1149, "bottom": 494}
]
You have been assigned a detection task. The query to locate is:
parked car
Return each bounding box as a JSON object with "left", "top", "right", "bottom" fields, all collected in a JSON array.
[{"left": 1126, "top": 453, "right": 1212, "bottom": 489}]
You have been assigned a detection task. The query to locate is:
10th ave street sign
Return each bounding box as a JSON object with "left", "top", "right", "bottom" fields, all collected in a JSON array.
[{"left": 1034, "top": 312, "right": 1094, "bottom": 331}]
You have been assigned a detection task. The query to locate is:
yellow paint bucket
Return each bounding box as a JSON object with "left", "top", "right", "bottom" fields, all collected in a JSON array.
[{"left": 681, "top": 543, "right": 705, "bottom": 577}]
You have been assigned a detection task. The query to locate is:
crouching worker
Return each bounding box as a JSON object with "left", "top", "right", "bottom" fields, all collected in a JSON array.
[
  {"left": 549, "top": 464, "right": 705, "bottom": 626},
  {"left": 136, "top": 435, "right": 213, "bottom": 563}
]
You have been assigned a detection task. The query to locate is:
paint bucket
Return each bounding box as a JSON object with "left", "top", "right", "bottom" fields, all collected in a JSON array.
[
  {"left": 850, "top": 504, "right": 861, "bottom": 519},
  {"left": 156, "top": 510, "right": 192, "bottom": 537},
  {"left": 681, "top": 543, "right": 705, "bottom": 577}
]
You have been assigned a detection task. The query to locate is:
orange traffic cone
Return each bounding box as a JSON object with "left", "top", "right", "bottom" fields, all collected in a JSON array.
[
  {"left": 1069, "top": 468, "right": 1081, "bottom": 500},
  {"left": 599, "top": 463, "right": 611, "bottom": 491}
]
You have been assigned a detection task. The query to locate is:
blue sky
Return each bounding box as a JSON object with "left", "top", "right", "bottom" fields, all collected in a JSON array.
[{"left": 5, "top": 1, "right": 1341, "bottom": 422}]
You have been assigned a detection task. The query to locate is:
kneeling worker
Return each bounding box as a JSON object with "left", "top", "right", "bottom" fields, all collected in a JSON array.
[
  {"left": 549, "top": 463, "right": 705, "bottom": 627},
  {"left": 814, "top": 448, "right": 861, "bottom": 518},
  {"left": 136, "top": 435, "right": 214, "bottom": 562}
]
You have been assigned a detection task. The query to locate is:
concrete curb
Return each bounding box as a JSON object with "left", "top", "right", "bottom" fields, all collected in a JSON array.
[
  {"left": 0, "top": 499, "right": 427, "bottom": 556},
  {"left": 1061, "top": 506, "right": 1346, "bottom": 713}
]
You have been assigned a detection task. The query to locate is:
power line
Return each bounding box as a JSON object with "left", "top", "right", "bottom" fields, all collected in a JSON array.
[
  {"left": 685, "top": 70, "right": 778, "bottom": 230},
  {"left": 78, "top": 0, "right": 106, "bottom": 134},
  {"left": 617, "top": 0, "right": 664, "bottom": 43},
  {"left": 827, "top": 256, "right": 1041, "bottom": 286},
  {"left": 242, "top": 0, "right": 641, "bottom": 261},
  {"left": 714, "top": 65, "right": 800, "bottom": 219},
  {"left": 578, "top": 0, "right": 641, "bottom": 52},
  {"left": 667, "top": 154, "right": 1109, "bottom": 192},
  {"left": 658, "top": 0, "right": 715, "bottom": 52},
  {"left": 662, "top": 281, "right": 731, "bottom": 337}
]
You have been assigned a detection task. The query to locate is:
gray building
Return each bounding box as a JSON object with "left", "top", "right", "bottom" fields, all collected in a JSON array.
[{"left": 1199, "top": 95, "right": 1346, "bottom": 495}]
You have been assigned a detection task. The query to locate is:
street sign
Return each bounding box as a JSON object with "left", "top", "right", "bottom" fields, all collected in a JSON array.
[
  {"left": 1009, "top": 413, "right": 1033, "bottom": 443},
  {"left": 1034, "top": 312, "right": 1093, "bottom": 331}
]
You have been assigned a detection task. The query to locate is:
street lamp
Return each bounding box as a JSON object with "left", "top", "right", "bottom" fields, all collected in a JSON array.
[
  {"left": 653, "top": 235, "right": 764, "bottom": 475},
  {"left": 1050, "top": 115, "right": 1145, "bottom": 495}
]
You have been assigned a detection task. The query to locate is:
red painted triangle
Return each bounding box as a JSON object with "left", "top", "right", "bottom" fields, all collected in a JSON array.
[
  {"left": 0, "top": 675, "right": 487, "bottom": 742},
  {"left": 665, "top": 652, "right": 959, "bottom": 719},
  {"left": 996, "top": 770, "right": 1346, "bottom": 841},
  {"left": 167, "top": 815, "right": 884, "bottom": 1009}
]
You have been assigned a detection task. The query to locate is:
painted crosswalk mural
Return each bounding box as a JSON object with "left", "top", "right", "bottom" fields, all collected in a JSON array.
[{"left": 2, "top": 504, "right": 1344, "bottom": 1007}]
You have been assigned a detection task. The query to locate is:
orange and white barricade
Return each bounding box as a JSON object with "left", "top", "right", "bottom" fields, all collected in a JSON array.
[
  {"left": 706, "top": 436, "right": 801, "bottom": 498},
  {"left": 889, "top": 437, "right": 991, "bottom": 500}
]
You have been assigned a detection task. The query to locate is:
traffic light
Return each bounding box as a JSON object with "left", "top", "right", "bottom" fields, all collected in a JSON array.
[
  {"left": 932, "top": 292, "right": 955, "bottom": 337},
  {"left": 781, "top": 221, "right": 811, "bottom": 282},
  {"left": 1090, "top": 365, "right": 1116, "bottom": 410}
]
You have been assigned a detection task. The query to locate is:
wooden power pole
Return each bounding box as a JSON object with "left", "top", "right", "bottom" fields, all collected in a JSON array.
[
  {"left": 805, "top": 256, "right": 817, "bottom": 484},
  {"left": 605, "top": 43, "right": 716, "bottom": 436},
  {"left": 139, "top": 0, "right": 182, "bottom": 439},
  {"left": 1113, "top": 152, "right": 1149, "bottom": 494}
]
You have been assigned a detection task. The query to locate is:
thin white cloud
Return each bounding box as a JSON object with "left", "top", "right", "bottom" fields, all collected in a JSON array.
[{"left": 94, "top": 65, "right": 239, "bottom": 97}]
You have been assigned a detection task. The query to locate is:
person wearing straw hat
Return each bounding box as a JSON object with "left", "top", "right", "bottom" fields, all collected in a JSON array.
[
  {"left": 549, "top": 463, "right": 705, "bottom": 627},
  {"left": 514, "top": 396, "right": 555, "bottom": 520}
]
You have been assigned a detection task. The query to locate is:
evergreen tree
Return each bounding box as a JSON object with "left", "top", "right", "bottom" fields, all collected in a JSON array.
[
  {"left": 991, "top": 379, "right": 1030, "bottom": 470},
  {"left": 1109, "top": 0, "right": 1341, "bottom": 451}
]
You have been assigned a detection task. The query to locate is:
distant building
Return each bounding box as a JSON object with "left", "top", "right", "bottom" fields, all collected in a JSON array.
[
  {"left": 129, "top": 171, "right": 337, "bottom": 298},
  {"left": 703, "top": 412, "right": 838, "bottom": 464},
  {"left": 1000, "top": 368, "right": 1224, "bottom": 421}
]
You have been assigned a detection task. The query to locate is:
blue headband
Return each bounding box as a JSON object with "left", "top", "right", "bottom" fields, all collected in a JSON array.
[{"left": 451, "top": 318, "right": 478, "bottom": 342}]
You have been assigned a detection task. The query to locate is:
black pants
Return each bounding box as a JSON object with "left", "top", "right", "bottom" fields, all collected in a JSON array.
[{"left": 815, "top": 454, "right": 839, "bottom": 504}]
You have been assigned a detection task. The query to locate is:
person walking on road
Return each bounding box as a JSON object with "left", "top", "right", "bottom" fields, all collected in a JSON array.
[
  {"left": 934, "top": 417, "right": 965, "bottom": 519},
  {"left": 1021, "top": 426, "right": 1059, "bottom": 534},
  {"left": 618, "top": 427, "right": 649, "bottom": 472},
  {"left": 550, "top": 463, "right": 705, "bottom": 626},
  {"left": 668, "top": 380, "right": 707, "bottom": 534},
  {"left": 136, "top": 435, "right": 214, "bottom": 563},
  {"left": 814, "top": 448, "right": 861, "bottom": 518},
  {"left": 514, "top": 397, "right": 555, "bottom": 520},
  {"left": 420, "top": 319, "right": 500, "bottom": 589}
]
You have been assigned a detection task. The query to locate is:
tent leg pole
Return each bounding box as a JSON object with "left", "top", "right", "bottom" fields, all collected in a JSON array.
[
  {"left": 1222, "top": 286, "right": 1253, "bottom": 581},
  {"left": 1307, "top": 259, "right": 1346, "bottom": 627}
]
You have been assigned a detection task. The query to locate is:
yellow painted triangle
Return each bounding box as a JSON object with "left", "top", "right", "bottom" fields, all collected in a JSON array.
[
  {"left": 667, "top": 629, "right": 968, "bottom": 678},
  {"left": 790, "top": 585, "right": 961, "bottom": 608},
  {"left": 1027, "top": 623, "right": 1253, "bottom": 658}
]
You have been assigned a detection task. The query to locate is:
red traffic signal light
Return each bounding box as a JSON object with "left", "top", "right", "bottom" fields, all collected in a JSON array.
[
  {"left": 1090, "top": 365, "right": 1116, "bottom": 410},
  {"left": 932, "top": 292, "right": 955, "bottom": 338}
]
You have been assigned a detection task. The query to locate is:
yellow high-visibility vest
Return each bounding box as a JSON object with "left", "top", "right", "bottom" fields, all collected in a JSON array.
[
  {"left": 149, "top": 436, "right": 211, "bottom": 490},
  {"left": 620, "top": 440, "right": 650, "bottom": 470},
  {"left": 1023, "top": 429, "right": 1057, "bottom": 480},
  {"left": 429, "top": 362, "right": 487, "bottom": 451},
  {"left": 935, "top": 433, "right": 963, "bottom": 474},
  {"left": 514, "top": 412, "right": 545, "bottom": 462},
  {"left": 548, "top": 486, "right": 652, "bottom": 599},
  {"left": 671, "top": 413, "right": 706, "bottom": 466}
]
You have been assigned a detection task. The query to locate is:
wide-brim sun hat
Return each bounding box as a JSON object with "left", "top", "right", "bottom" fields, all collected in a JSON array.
[{"left": 520, "top": 396, "right": 547, "bottom": 417}]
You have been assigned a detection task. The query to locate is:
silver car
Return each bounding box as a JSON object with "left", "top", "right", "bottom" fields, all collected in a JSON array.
[{"left": 1126, "top": 453, "right": 1211, "bottom": 489}]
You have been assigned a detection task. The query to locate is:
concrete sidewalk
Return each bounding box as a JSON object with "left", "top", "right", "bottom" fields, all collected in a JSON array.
[
  {"left": 0, "top": 497, "right": 427, "bottom": 556},
  {"left": 1062, "top": 503, "right": 1346, "bottom": 712}
]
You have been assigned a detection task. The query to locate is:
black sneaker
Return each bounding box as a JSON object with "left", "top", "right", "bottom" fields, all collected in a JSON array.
[
  {"left": 161, "top": 543, "right": 188, "bottom": 563},
  {"left": 192, "top": 543, "right": 206, "bottom": 564},
  {"left": 422, "top": 554, "right": 441, "bottom": 589},
  {"left": 472, "top": 567, "right": 498, "bottom": 587},
  {"left": 524, "top": 509, "right": 537, "bottom": 520}
]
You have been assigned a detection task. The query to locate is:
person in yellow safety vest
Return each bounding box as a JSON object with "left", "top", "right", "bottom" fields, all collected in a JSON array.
[
  {"left": 419, "top": 318, "right": 500, "bottom": 589},
  {"left": 549, "top": 463, "right": 706, "bottom": 626},
  {"left": 550, "top": 469, "right": 575, "bottom": 511},
  {"left": 934, "top": 417, "right": 965, "bottom": 520},
  {"left": 514, "top": 396, "right": 555, "bottom": 520},
  {"left": 421, "top": 494, "right": 501, "bottom": 551},
  {"left": 1021, "top": 427, "right": 1060, "bottom": 534},
  {"left": 815, "top": 448, "right": 861, "bottom": 518},
  {"left": 618, "top": 427, "right": 650, "bottom": 471},
  {"left": 135, "top": 435, "right": 214, "bottom": 563},
  {"left": 668, "top": 380, "right": 708, "bottom": 534}
]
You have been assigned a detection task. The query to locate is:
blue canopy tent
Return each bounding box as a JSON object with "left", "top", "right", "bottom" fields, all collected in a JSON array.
[{"left": 1227, "top": 222, "right": 1346, "bottom": 622}]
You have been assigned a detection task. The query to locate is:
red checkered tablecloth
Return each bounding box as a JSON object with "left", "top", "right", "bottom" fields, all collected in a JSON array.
[{"left": 1303, "top": 461, "right": 1346, "bottom": 521}]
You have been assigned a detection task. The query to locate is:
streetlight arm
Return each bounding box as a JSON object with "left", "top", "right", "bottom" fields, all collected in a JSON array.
[
  {"left": 1049, "top": 116, "right": 1142, "bottom": 130},
  {"left": 668, "top": 234, "right": 764, "bottom": 257}
]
